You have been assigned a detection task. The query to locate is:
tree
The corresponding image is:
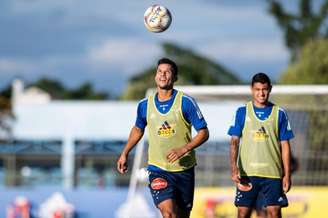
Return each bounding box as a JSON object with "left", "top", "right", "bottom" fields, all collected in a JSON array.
[
  {"left": 267, "top": 0, "right": 328, "bottom": 61},
  {"left": 280, "top": 38, "right": 328, "bottom": 84},
  {"left": 30, "top": 77, "right": 109, "bottom": 100},
  {"left": 278, "top": 38, "right": 328, "bottom": 185},
  {"left": 0, "top": 85, "right": 13, "bottom": 141},
  {"left": 30, "top": 78, "right": 67, "bottom": 99},
  {"left": 122, "top": 42, "right": 240, "bottom": 100},
  {"left": 67, "top": 82, "right": 108, "bottom": 100}
]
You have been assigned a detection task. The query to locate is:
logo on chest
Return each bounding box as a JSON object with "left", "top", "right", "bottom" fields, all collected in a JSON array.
[
  {"left": 157, "top": 120, "right": 176, "bottom": 138},
  {"left": 252, "top": 126, "right": 269, "bottom": 141}
]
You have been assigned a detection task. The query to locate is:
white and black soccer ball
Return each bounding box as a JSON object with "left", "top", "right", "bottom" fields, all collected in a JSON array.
[{"left": 144, "top": 5, "right": 172, "bottom": 33}]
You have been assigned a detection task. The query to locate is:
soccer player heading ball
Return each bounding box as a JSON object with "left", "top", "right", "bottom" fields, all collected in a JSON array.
[{"left": 117, "top": 58, "right": 209, "bottom": 217}]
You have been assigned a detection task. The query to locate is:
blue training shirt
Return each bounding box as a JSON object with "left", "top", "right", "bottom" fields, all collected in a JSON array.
[
  {"left": 135, "top": 89, "right": 207, "bottom": 172},
  {"left": 135, "top": 89, "right": 207, "bottom": 131},
  {"left": 228, "top": 102, "right": 294, "bottom": 141}
]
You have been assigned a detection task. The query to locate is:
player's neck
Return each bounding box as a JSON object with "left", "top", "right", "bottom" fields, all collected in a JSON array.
[
  {"left": 253, "top": 100, "right": 269, "bottom": 108},
  {"left": 157, "top": 88, "right": 174, "bottom": 102}
]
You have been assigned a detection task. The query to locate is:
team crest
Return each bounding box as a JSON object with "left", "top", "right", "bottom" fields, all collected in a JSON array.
[{"left": 157, "top": 121, "right": 176, "bottom": 137}]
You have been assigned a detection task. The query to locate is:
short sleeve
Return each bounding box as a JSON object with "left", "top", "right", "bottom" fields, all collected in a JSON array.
[
  {"left": 227, "top": 106, "right": 246, "bottom": 137},
  {"left": 182, "top": 95, "right": 207, "bottom": 131},
  {"left": 135, "top": 99, "right": 147, "bottom": 130}
]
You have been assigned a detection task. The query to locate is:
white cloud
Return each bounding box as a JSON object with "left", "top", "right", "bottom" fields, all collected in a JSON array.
[
  {"left": 0, "top": 58, "right": 35, "bottom": 73},
  {"left": 88, "top": 38, "right": 162, "bottom": 75},
  {"left": 198, "top": 39, "right": 289, "bottom": 62},
  {"left": 10, "top": 0, "right": 78, "bottom": 14},
  {"left": 0, "top": 0, "right": 290, "bottom": 91}
]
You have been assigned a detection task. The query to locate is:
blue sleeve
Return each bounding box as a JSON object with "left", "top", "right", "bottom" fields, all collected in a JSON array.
[
  {"left": 182, "top": 96, "right": 207, "bottom": 131},
  {"left": 278, "top": 109, "right": 294, "bottom": 141},
  {"left": 227, "top": 106, "right": 246, "bottom": 137},
  {"left": 135, "top": 99, "right": 147, "bottom": 130}
]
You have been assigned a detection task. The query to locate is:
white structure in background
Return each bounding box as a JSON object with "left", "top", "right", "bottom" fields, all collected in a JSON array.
[
  {"left": 38, "top": 192, "right": 75, "bottom": 218},
  {"left": 12, "top": 79, "right": 51, "bottom": 105},
  {"left": 12, "top": 80, "right": 258, "bottom": 191},
  {"left": 11, "top": 80, "right": 137, "bottom": 189},
  {"left": 115, "top": 193, "right": 157, "bottom": 218}
]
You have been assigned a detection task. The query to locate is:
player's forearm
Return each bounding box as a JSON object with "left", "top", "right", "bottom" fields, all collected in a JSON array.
[
  {"left": 230, "top": 136, "right": 240, "bottom": 174},
  {"left": 281, "top": 140, "right": 291, "bottom": 177},
  {"left": 121, "top": 126, "right": 144, "bottom": 156},
  {"left": 183, "top": 128, "right": 209, "bottom": 152}
]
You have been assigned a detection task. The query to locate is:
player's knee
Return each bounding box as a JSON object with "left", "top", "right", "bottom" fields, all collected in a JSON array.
[
  {"left": 267, "top": 206, "right": 281, "bottom": 218},
  {"left": 238, "top": 207, "right": 252, "bottom": 218},
  {"left": 160, "top": 209, "right": 175, "bottom": 218}
]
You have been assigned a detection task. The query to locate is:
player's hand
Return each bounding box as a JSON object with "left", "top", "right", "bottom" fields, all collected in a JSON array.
[
  {"left": 117, "top": 154, "right": 128, "bottom": 174},
  {"left": 282, "top": 175, "right": 291, "bottom": 193},
  {"left": 231, "top": 168, "right": 240, "bottom": 184},
  {"left": 167, "top": 147, "right": 188, "bottom": 163}
]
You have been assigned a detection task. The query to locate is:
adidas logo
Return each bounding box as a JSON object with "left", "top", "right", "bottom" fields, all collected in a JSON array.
[
  {"left": 157, "top": 121, "right": 175, "bottom": 137},
  {"left": 258, "top": 126, "right": 266, "bottom": 133},
  {"left": 253, "top": 126, "right": 269, "bottom": 140}
]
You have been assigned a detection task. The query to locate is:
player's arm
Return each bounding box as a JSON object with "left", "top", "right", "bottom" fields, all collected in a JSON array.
[
  {"left": 167, "top": 127, "right": 209, "bottom": 163},
  {"left": 227, "top": 107, "right": 245, "bottom": 184},
  {"left": 281, "top": 140, "right": 291, "bottom": 193},
  {"left": 117, "top": 126, "right": 144, "bottom": 174},
  {"left": 279, "top": 108, "right": 294, "bottom": 193},
  {"left": 230, "top": 136, "right": 240, "bottom": 184},
  {"left": 117, "top": 100, "right": 147, "bottom": 174}
]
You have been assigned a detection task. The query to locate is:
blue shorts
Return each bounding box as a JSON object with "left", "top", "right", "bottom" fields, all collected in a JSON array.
[
  {"left": 255, "top": 190, "right": 288, "bottom": 210},
  {"left": 148, "top": 167, "right": 195, "bottom": 211},
  {"left": 235, "top": 176, "right": 288, "bottom": 208}
]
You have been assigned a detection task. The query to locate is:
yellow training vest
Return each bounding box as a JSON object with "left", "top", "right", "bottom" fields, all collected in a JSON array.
[
  {"left": 239, "top": 101, "right": 282, "bottom": 178},
  {"left": 147, "top": 91, "right": 196, "bottom": 172}
]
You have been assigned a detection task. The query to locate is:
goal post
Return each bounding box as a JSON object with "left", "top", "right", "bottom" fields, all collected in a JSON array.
[
  {"left": 117, "top": 85, "right": 328, "bottom": 217},
  {"left": 174, "top": 85, "right": 328, "bottom": 186}
]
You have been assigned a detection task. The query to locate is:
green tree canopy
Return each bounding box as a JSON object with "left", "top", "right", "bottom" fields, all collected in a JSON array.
[
  {"left": 267, "top": 0, "right": 328, "bottom": 61},
  {"left": 30, "top": 78, "right": 67, "bottom": 99},
  {"left": 122, "top": 42, "right": 240, "bottom": 100},
  {"left": 280, "top": 38, "right": 328, "bottom": 84},
  {"left": 0, "top": 85, "right": 13, "bottom": 140},
  {"left": 29, "top": 77, "right": 109, "bottom": 100}
]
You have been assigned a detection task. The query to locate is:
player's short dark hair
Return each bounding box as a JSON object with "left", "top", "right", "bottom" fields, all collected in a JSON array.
[
  {"left": 157, "top": 58, "right": 178, "bottom": 78},
  {"left": 251, "top": 72, "right": 272, "bottom": 87}
]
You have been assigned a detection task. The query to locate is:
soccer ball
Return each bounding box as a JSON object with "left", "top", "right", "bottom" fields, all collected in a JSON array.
[{"left": 144, "top": 5, "right": 172, "bottom": 33}]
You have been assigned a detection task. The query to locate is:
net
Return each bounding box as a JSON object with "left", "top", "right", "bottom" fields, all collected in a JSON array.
[
  {"left": 175, "top": 85, "right": 328, "bottom": 186},
  {"left": 120, "top": 85, "right": 328, "bottom": 217}
]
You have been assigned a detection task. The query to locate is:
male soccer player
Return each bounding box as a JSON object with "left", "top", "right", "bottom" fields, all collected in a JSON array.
[
  {"left": 117, "top": 58, "right": 209, "bottom": 218},
  {"left": 228, "top": 73, "right": 294, "bottom": 218}
]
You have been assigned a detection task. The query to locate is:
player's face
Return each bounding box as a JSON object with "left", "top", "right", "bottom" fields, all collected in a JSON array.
[
  {"left": 251, "top": 82, "right": 271, "bottom": 106},
  {"left": 155, "top": 63, "right": 176, "bottom": 90}
]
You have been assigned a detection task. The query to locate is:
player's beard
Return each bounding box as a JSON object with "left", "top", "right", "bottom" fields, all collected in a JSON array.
[{"left": 158, "top": 83, "right": 174, "bottom": 90}]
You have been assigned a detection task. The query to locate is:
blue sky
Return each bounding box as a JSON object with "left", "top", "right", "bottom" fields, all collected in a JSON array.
[{"left": 0, "top": 0, "right": 292, "bottom": 95}]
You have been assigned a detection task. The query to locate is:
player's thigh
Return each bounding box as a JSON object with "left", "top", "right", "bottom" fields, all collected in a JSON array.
[
  {"left": 174, "top": 167, "right": 195, "bottom": 211},
  {"left": 261, "top": 178, "right": 287, "bottom": 207},
  {"left": 148, "top": 171, "right": 174, "bottom": 208},
  {"left": 235, "top": 176, "right": 260, "bottom": 207}
]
